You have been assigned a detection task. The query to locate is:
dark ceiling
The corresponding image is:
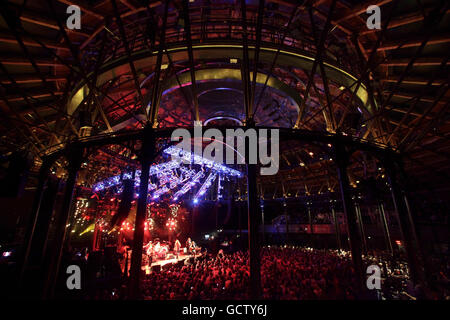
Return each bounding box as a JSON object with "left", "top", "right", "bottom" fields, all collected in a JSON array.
[{"left": 0, "top": 0, "right": 448, "bottom": 196}]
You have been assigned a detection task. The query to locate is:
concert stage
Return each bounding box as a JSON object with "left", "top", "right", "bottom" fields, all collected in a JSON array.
[
  {"left": 119, "top": 247, "right": 200, "bottom": 275},
  {"left": 147, "top": 252, "right": 189, "bottom": 267}
]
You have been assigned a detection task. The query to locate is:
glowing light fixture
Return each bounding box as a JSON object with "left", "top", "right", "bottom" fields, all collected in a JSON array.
[
  {"left": 164, "top": 146, "right": 241, "bottom": 177},
  {"left": 194, "top": 172, "right": 217, "bottom": 203}
]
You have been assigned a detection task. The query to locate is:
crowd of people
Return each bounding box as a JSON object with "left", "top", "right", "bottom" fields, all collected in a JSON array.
[
  {"left": 140, "top": 247, "right": 369, "bottom": 300},
  {"left": 78, "top": 245, "right": 448, "bottom": 300}
]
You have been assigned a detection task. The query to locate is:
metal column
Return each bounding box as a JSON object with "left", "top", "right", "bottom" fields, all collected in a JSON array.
[
  {"left": 129, "top": 128, "right": 155, "bottom": 298},
  {"left": 307, "top": 203, "right": 314, "bottom": 246},
  {"left": 384, "top": 160, "right": 424, "bottom": 286},
  {"left": 43, "top": 145, "right": 83, "bottom": 298},
  {"left": 378, "top": 202, "right": 393, "bottom": 255},
  {"left": 334, "top": 141, "right": 365, "bottom": 292},
  {"left": 355, "top": 203, "right": 367, "bottom": 254},
  {"left": 331, "top": 205, "right": 342, "bottom": 251},
  {"left": 260, "top": 199, "right": 265, "bottom": 246},
  {"left": 247, "top": 162, "right": 261, "bottom": 299},
  {"left": 18, "top": 158, "right": 52, "bottom": 291},
  {"left": 283, "top": 200, "right": 289, "bottom": 244}
]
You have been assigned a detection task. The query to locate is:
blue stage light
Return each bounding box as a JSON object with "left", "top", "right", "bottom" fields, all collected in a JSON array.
[{"left": 92, "top": 146, "right": 242, "bottom": 202}]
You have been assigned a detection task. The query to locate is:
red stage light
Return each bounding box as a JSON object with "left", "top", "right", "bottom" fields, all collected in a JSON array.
[{"left": 166, "top": 218, "right": 177, "bottom": 231}]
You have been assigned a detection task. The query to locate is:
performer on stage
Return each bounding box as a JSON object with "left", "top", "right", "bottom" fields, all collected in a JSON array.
[
  {"left": 154, "top": 241, "right": 161, "bottom": 255},
  {"left": 190, "top": 240, "right": 197, "bottom": 255},
  {"left": 186, "top": 237, "right": 192, "bottom": 252},
  {"left": 174, "top": 239, "right": 181, "bottom": 259},
  {"left": 144, "top": 241, "right": 153, "bottom": 255},
  {"left": 144, "top": 241, "right": 153, "bottom": 267}
]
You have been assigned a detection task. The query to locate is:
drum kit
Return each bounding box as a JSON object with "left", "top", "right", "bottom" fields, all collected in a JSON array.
[
  {"left": 144, "top": 240, "right": 170, "bottom": 260},
  {"left": 143, "top": 238, "right": 200, "bottom": 267}
]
